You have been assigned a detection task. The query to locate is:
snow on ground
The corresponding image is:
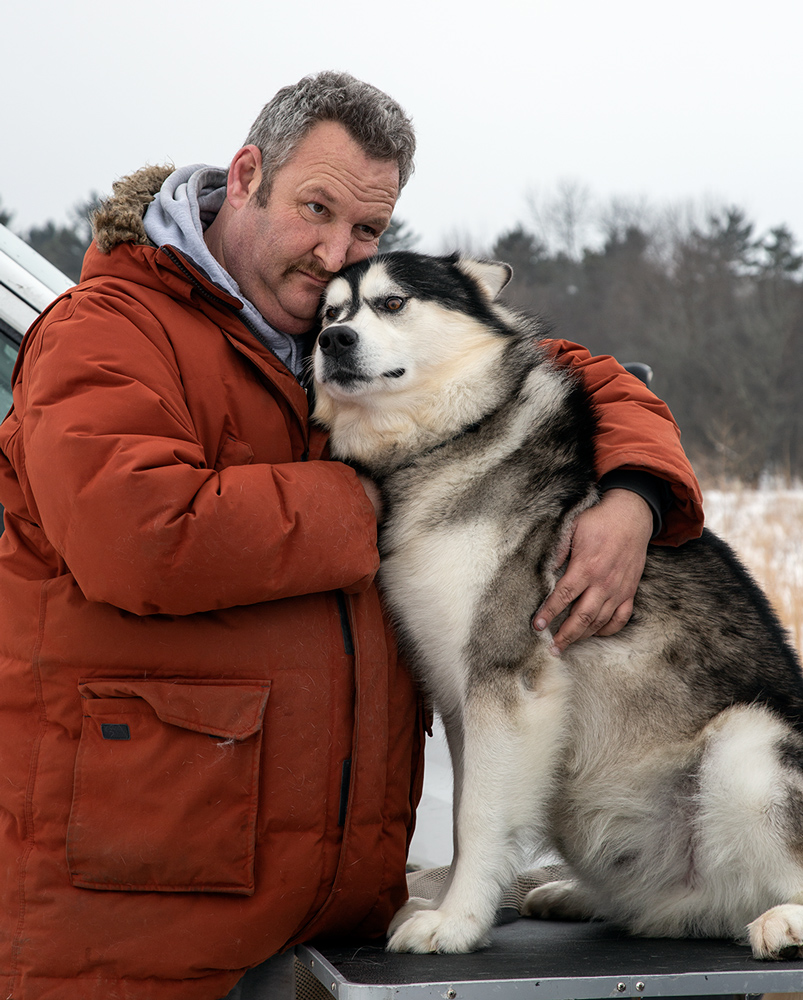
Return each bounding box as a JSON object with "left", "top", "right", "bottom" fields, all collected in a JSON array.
[
  {"left": 408, "top": 482, "right": 803, "bottom": 870},
  {"left": 703, "top": 480, "right": 803, "bottom": 651},
  {"left": 408, "top": 716, "right": 454, "bottom": 869}
]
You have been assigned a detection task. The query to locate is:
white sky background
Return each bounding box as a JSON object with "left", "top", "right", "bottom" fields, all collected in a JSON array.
[{"left": 3, "top": 0, "right": 802, "bottom": 256}]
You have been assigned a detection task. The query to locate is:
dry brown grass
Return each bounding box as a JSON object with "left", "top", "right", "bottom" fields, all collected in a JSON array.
[{"left": 701, "top": 481, "right": 803, "bottom": 653}]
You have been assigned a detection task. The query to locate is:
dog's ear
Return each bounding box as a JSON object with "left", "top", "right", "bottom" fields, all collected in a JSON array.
[{"left": 457, "top": 258, "right": 514, "bottom": 301}]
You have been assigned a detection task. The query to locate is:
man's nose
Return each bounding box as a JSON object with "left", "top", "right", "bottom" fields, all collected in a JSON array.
[{"left": 314, "top": 228, "right": 352, "bottom": 273}]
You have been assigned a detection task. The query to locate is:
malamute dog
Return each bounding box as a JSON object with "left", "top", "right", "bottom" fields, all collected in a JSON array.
[{"left": 312, "top": 251, "right": 803, "bottom": 959}]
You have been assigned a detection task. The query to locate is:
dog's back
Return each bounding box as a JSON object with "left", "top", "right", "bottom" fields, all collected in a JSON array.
[{"left": 313, "top": 251, "right": 803, "bottom": 959}]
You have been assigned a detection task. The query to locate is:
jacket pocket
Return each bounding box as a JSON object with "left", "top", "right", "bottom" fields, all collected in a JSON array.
[
  {"left": 67, "top": 678, "right": 271, "bottom": 894},
  {"left": 214, "top": 432, "right": 254, "bottom": 472}
]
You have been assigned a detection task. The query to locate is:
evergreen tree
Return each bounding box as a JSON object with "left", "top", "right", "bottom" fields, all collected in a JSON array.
[
  {"left": 378, "top": 217, "right": 419, "bottom": 253},
  {"left": 21, "top": 192, "right": 102, "bottom": 282},
  {"left": 760, "top": 226, "right": 803, "bottom": 279},
  {"left": 491, "top": 225, "right": 547, "bottom": 277},
  {"left": 691, "top": 206, "right": 761, "bottom": 274}
]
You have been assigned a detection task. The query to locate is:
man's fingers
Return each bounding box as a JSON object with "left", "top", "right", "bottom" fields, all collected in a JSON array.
[
  {"left": 594, "top": 600, "right": 634, "bottom": 637},
  {"left": 356, "top": 472, "right": 383, "bottom": 519},
  {"left": 549, "top": 595, "right": 613, "bottom": 652},
  {"left": 532, "top": 580, "right": 579, "bottom": 632},
  {"left": 535, "top": 593, "right": 635, "bottom": 654},
  {"left": 532, "top": 490, "right": 651, "bottom": 652}
]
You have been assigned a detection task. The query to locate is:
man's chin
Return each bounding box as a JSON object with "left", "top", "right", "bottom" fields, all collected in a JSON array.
[
  {"left": 254, "top": 270, "right": 331, "bottom": 334},
  {"left": 271, "top": 290, "right": 325, "bottom": 335}
]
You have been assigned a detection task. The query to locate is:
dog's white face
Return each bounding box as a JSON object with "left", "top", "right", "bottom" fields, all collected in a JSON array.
[
  {"left": 313, "top": 260, "right": 421, "bottom": 402},
  {"left": 312, "top": 254, "right": 514, "bottom": 463}
]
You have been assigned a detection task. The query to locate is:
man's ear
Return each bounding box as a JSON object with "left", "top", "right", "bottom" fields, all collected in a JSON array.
[{"left": 227, "top": 145, "right": 264, "bottom": 209}]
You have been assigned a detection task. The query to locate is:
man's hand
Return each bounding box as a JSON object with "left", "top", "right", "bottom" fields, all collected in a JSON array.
[{"left": 532, "top": 489, "right": 654, "bottom": 654}]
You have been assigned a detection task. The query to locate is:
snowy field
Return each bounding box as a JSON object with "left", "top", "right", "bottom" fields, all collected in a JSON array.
[
  {"left": 704, "top": 480, "right": 803, "bottom": 652},
  {"left": 408, "top": 481, "right": 803, "bottom": 869}
]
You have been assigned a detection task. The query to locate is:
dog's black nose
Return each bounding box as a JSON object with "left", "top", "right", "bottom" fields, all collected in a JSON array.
[{"left": 318, "top": 325, "right": 358, "bottom": 358}]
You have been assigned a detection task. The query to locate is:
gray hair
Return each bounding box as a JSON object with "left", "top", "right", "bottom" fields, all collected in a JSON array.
[{"left": 244, "top": 70, "right": 416, "bottom": 204}]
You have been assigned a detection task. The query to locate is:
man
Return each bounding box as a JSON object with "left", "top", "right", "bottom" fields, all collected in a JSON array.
[{"left": 0, "top": 71, "right": 702, "bottom": 1000}]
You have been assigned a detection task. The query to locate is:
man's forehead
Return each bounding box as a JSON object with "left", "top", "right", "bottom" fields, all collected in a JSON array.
[{"left": 278, "top": 121, "right": 399, "bottom": 205}]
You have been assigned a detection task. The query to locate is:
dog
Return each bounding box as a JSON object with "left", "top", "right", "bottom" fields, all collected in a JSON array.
[{"left": 312, "top": 250, "right": 803, "bottom": 959}]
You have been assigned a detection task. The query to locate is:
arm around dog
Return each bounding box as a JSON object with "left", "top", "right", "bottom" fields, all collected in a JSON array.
[
  {"left": 533, "top": 340, "right": 704, "bottom": 652},
  {"left": 545, "top": 338, "right": 705, "bottom": 546}
]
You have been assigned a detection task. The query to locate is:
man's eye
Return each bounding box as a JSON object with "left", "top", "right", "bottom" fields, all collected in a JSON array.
[
  {"left": 355, "top": 224, "right": 378, "bottom": 240},
  {"left": 307, "top": 202, "right": 327, "bottom": 216},
  {"left": 385, "top": 297, "right": 404, "bottom": 312}
]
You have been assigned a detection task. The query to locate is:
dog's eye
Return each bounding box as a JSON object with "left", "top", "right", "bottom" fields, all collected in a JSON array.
[
  {"left": 323, "top": 305, "right": 337, "bottom": 320},
  {"left": 384, "top": 297, "right": 405, "bottom": 312}
]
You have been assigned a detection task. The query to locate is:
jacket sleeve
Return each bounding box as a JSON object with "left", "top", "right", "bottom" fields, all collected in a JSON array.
[
  {"left": 545, "top": 338, "right": 705, "bottom": 547},
  {"left": 15, "top": 294, "right": 379, "bottom": 617}
]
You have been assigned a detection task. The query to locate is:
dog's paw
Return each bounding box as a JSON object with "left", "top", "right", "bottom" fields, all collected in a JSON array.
[
  {"left": 748, "top": 904, "right": 803, "bottom": 960},
  {"left": 520, "top": 879, "right": 588, "bottom": 920},
  {"left": 386, "top": 906, "right": 490, "bottom": 954},
  {"left": 387, "top": 896, "right": 438, "bottom": 938}
]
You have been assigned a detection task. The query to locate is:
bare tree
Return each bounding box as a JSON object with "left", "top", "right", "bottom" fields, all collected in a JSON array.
[{"left": 526, "top": 179, "right": 594, "bottom": 260}]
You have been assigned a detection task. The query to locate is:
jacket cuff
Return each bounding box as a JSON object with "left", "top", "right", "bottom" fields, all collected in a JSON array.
[{"left": 599, "top": 470, "right": 674, "bottom": 539}]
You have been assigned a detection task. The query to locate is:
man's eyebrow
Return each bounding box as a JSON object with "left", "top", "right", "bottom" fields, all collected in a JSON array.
[{"left": 304, "top": 185, "right": 337, "bottom": 205}]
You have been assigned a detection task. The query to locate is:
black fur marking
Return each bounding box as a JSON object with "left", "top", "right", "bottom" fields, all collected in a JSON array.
[
  {"left": 636, "top": 530, "right": 803, "bottom": 732},
  {"left": 334, "top": 252, "right": 518, "bottom": 339}
]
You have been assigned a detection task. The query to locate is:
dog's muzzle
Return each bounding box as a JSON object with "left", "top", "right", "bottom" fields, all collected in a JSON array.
[
  {"left": 318, "top": 325, "right": 358, "bottom": 359},
  {"left": 316, "top": 324, "right": 370, "bottom": 386},
  {"left": 316, "top": 324, "right": 406, "bottom": 385}
]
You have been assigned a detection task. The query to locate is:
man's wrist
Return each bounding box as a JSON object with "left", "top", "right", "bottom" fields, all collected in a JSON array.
[{"left": 599, "top": 470, "right": 673, "bottom": 539}]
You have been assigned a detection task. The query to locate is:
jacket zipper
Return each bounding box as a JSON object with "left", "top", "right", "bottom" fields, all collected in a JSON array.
[
  {"left": 335, "top": 591, "right": 355, "bottom": 656},
  {"left": 159, "top": 248, "right": 361, "bottom": 843},
  {"left": 159, "top": 247, "right": 278, "bottom": 354},
  {"left": 159, "top": 245, "right": 311, "bottom": 449}
]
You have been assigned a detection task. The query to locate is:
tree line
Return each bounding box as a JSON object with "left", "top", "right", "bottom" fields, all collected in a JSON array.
[
  {"left": 2, "top": 188, "right": 801, "bottom": 482},
  {"left": 484, "top": 190, "right": 802, "bottom": 483}
]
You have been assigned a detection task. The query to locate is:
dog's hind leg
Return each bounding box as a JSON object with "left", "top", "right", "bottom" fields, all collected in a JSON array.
[
  {"left": 520, "top": 878, "right": 597, "bottom": 921},
  {"left": 693, "top": 705, "right": 803, "bottom": 957},
  {"left": 387, "top": 663, "right": 569, "bottom": 954}
]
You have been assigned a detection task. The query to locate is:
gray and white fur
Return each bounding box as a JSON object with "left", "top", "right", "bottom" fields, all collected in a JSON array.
[{"left": 312, "top": 250, "right": 803, "bottom": 959}]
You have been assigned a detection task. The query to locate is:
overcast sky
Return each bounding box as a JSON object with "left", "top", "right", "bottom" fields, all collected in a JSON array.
[{"left": 3, "top": 0, "right": 801, "bottom": 256}]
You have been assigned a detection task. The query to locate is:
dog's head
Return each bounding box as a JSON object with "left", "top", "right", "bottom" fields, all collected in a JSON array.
[{"left": 312, "top": 251, "right": 515, "bottom": 466}]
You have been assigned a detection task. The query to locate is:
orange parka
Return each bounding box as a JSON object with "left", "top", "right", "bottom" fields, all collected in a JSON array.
[{"left": 0, "top": 191, "right": 703, "bottom": 1000}]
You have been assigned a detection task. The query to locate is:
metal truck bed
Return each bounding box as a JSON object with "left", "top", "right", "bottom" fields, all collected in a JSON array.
[{"left": 296, "top": 918, "right": 803, "bottom": 999}]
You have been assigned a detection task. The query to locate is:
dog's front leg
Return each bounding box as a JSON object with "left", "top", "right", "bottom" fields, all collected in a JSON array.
[{"left": 388, "top": 666, "right": 568, "bottom": 953}]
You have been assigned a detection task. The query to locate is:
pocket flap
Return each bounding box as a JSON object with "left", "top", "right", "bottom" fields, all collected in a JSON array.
[{"left": 78, "top": 679, "right": 270, "bottom": 740}]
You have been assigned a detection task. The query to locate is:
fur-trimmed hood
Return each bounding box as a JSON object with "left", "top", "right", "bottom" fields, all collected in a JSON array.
[
  {"left": 91, "top": 164, "right": 174, "bottom": 253},
  {"left": 86, "top": 162, "right": 307, "bottom": 375}
]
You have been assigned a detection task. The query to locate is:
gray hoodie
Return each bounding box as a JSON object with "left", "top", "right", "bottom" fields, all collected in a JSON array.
[{"left": 143, "top": 164, "right": 304, "bottom": 375}]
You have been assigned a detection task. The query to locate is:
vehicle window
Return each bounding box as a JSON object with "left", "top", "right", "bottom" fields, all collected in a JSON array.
[
  {"left": 1, "top": 326, "right": 20, "bottom": 531},
  {"left": 1, "top": 331, "right": 18, "bottom": 418}
]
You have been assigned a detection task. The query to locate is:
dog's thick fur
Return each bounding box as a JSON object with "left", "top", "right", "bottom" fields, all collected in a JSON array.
[{"left": 312, "top": 251, "right": 803, "bottom": 959}]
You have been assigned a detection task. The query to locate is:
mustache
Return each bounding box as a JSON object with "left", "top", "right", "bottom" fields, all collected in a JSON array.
[{"left": 286, "top": 260, "right": 336, "bottom": 283}]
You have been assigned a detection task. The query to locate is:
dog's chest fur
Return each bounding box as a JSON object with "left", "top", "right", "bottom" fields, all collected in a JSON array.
[{"left": 372, "top": 360, "right": 596, "bottom": 698}]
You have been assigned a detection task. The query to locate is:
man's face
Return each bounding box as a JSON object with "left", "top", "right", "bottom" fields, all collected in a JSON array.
[{"left": 216, "top": 121, "right": 399, "bottom": 335}]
